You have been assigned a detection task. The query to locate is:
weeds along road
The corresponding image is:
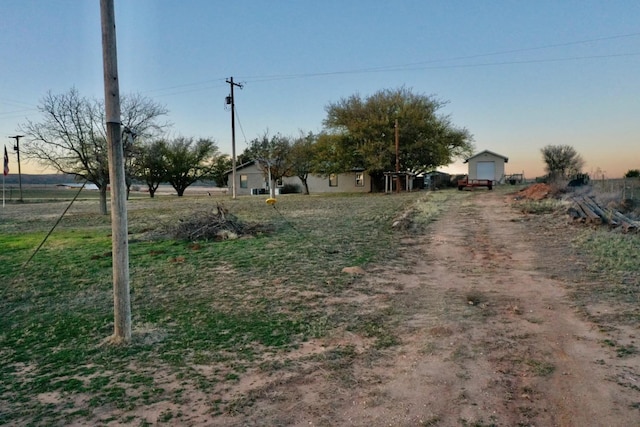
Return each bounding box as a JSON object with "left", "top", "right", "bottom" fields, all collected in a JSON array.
[{"left": 231, "top": 189, "right": 640, "bottom": 426}]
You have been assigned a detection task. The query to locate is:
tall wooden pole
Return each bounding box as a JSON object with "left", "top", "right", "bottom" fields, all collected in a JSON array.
[
  {"left": 100, "top": 0, "right": 131, "bottom": 343},
  {"left": 226, "top": 77, "right": 242, "bottom": 199},
  {"left": 395, "top": 119, "right": 400, "bottom": 193},
  {"left": 230, "top": 78, "right": 237, "bottom": 199},
  {"left": 9, "top": 135, "right": 24, "bottom": 202}
]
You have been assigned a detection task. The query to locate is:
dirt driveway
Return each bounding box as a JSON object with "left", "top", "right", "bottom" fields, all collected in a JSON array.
[{"left": 215, "top": 190, "right": 640, "bottom": 426}]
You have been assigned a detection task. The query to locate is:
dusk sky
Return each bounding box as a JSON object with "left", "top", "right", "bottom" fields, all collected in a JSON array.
[{"left": 1, "top": 1, "right": 639, "bottom": 178}]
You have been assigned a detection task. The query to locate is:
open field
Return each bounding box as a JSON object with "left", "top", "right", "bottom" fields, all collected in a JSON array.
[
  {"left": 0, "top": 183, "right": 223, "bottom": 203},
  {"left": 1, "top": 185, "right": 639, "bottom": 426}
]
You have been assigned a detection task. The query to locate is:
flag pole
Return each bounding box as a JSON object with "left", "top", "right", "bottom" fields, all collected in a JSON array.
[{"left": 2, "top": 144, "right": 6, "bottom": 208}]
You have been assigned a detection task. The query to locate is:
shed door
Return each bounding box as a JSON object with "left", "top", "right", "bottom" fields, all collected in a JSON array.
[{"left": 477, "top": 161, "right": 495, "bottom": 180}]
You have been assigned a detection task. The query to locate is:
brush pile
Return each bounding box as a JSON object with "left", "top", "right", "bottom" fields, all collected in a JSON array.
[
  {"left": 172, "top": 203, "right": 254, "bottom": 241},
  {"left": 568, "top": 196, "right": 639, "bottom": 232}
]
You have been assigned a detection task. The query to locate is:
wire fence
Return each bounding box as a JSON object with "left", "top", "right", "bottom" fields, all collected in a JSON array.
[{"left": 591, "top": 177, "right": 640, "bottom": 201}]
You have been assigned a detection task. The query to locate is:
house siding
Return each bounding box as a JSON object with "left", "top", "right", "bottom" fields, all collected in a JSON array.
[
  {"left": 228, "top": 162, "right": 268, "bottom": 196},
  {"left": 466, "top": 151, "right": 508, "bottom": 183},
  {"left": 227, "top": 161, "right": 371, "bottom": 194},
  {"left": 283, "top": 171, "right": 370, "bottom": 194}
]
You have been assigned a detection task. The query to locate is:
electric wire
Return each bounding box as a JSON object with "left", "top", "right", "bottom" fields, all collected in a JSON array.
[
  {"left": 233, "top": 104, "right": 248, "bottom": 145},
  {"left": 132, "top": 31, "right": 640, "bottom": 98}
]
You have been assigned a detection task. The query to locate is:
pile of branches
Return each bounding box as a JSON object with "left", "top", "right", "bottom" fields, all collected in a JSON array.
[
  {"left": 568, "top": 196, "right": 639, "bottom": 232},
  {"left": 172, "top": 203, "right": 253, "bottom": 241}
]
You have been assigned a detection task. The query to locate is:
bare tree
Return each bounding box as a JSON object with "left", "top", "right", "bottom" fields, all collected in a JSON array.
[
  {"left": 541, "top": 145, "right": 584, "bottom": 181},
  {"left": 20, "top": 88, "right": 168, "bottom": 214}
]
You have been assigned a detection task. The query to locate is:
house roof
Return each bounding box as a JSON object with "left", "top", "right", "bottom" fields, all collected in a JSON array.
[
  {"left": 464, "top": 149, "right": 509, "bottom": 164},
  {"left": 224, "top": 160, "right": 259, "bottom": 176}
]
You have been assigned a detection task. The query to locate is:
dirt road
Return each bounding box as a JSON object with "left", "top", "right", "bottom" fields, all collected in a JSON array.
[{"left": 216, "top": 190, "right": 640, "bottom": 426}]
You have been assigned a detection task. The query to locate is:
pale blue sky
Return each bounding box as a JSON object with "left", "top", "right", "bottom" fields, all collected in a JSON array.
[{"left": 1, "top": 0, "right": 638, "bottom": 177}]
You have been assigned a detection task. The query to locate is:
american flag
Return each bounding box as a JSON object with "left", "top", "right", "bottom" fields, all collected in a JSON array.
[{"left": 3, "top": 145, "right": 8, "bottom": 176}]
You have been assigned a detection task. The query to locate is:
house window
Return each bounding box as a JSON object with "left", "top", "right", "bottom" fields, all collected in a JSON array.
[
  {"left": 240, "top": 175, "right": 248, "bottom": 188},
  {"left": 276, "top": 178, "right": 283, "bottom": 187},
  {"left": 355, "top": 172, "right": 364, "bottom": 187},
  {"left": 329, "top": 173, "right": 338, "bottom": 187}
]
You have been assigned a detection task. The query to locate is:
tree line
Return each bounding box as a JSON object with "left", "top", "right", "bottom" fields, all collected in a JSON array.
[{"left": 19, "top": 87, "right": 475, "bottom": 213}]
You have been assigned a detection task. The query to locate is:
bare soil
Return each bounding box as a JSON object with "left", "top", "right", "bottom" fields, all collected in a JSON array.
[{"left": 207, "top": 190, "right": 640, "bottom": 426}]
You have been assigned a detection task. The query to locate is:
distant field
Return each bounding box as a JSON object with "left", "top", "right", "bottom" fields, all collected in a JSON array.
[{"left": 0, "top": 183, "right": 225, "bottom": 203}]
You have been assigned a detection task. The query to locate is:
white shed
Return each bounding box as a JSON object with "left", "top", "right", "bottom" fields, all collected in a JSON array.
[{"left": 464, "top": 150, "right": 509, "bottom": 184}]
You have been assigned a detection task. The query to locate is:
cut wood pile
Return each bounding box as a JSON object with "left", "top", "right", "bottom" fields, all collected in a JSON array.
[{"left": 568, "top": 196, "right": 640, "bottom": 232}]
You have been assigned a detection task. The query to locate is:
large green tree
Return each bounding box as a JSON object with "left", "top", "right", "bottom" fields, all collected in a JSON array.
[
  {"left": 163, "top": 137, "right": 219, "bottom": 196},
  {"left": 131, "top": 139, "right": 168, "bottom": 198},
  {"left": 323, "top": 87, "right": 473, "bottom": 190}
]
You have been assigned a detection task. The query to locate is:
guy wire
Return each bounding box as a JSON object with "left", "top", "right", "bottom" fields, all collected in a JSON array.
[{"left": 23, "top": 181, "right": 87, "bottom": 268}]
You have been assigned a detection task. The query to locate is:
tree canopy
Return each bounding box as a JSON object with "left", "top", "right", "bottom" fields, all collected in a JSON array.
[
  {"left": 209, "top": 155, "right": 233, "bottom": 188},
  {"left": 322, "top": 87, "right": 474, "bottom": 188},
  {"left": 244, "top": 132, "right": 292, "bottom": 197},
  {"left": 540, "top": 145, "right": 584, "bottom": 181},
  {"left": 130, "top": 139, "right": 169, "bottom": 198},
  {"left": 163, "top": 137, "right": 219, "bottom": 196},
  {"left": 288, "top": 132, "right": 317, "bottom": 195}
]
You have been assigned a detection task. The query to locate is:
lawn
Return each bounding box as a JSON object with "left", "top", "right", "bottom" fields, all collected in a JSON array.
[{"left": 0, "top": 189, "right": 452, "bottom": 425}]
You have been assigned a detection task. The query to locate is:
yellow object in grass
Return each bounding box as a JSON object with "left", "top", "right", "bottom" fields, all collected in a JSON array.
[{"left": 266, "top": 198, "right": 277, "bottom": 205}]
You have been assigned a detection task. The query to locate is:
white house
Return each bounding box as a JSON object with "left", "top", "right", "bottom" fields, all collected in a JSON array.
[
  {"left": 226, "top": 161, "right": 371, "bottom": 195},
  {"left": 464, "top": 150, "right": 509, "bottom": 184}
]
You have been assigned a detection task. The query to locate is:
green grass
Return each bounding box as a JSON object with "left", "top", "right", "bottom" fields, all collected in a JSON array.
[
  {"left": 0, "top": 189, "right": 451, "bottom": 425},
  {"left": 515, "top": 198, "right": 564, "bottom": 215},
  {"left": 572, "top": 229, "right": 640, "bottom": 306},
  {"left": 573, "top": 231, "right": 640, "bottom": 276}
]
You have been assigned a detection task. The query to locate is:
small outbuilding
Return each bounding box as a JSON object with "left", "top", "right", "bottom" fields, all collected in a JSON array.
[{"left": 464, "top": 150, "right": 509, "bottom": 184}]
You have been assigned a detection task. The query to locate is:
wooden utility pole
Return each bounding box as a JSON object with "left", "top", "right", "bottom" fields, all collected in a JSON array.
[
  {"left": 226, "top": 77, "right": 243, "bottom": 199},
  {"left": 395, "top": 119, "right": 400, "bottom": 193},
  {"left": 9, "top": 135, "right": 24, "bottom": 202},
  {"left": 100, "top": 0, "right": 131, "bottom": 344}
]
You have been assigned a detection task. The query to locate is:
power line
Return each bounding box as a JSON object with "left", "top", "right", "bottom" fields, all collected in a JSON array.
[
  {"left": 234, "top": 31, "right": 640, "bottom": 83},
  {"left": 236, "top": 52, "right": 640, "bottom": 84},
  {"left": 114, "top": 31, "right": 640, "bottom": 98},
  {"left": 233, "top": 104, "right": 248, "bottom": 145}
]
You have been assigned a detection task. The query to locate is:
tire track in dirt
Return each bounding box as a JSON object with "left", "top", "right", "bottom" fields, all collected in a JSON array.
[
  {"left": 333, "top": 191, "right": 639, "bottom": 426},
  {"left": 215, "top": 191, "right": 639, "bottom": 426}
]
